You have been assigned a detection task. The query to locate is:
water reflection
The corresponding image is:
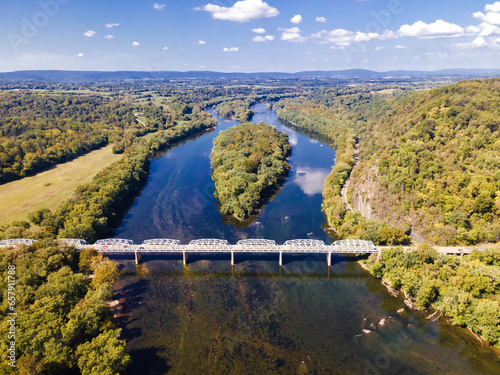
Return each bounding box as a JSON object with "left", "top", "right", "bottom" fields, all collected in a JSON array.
[{"left": 293, "top": 166, "right": 330, "bottom": 196}]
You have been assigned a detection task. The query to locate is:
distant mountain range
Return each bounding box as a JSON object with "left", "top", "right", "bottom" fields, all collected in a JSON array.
[{"left": 1, "top": 69, "right": 500, "bottom": 82}]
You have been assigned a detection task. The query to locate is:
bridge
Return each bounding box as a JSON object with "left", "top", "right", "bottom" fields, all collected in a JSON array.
[{"left": 0, "top": 238, "right": 378, "bottom": 266}]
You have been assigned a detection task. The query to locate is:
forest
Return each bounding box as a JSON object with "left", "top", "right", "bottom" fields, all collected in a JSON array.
[
  {"left": 0, "top": 242, "right": 129, "bottom": 374},
  {"left": 210, "top": 122, "right": 291, "bottom": 219},
  {"left": 364, "top": 245, "right": 500, "bottom": 347},
  {"left": 0, "top": 92, "right": 168, "bottom": 183},
  {"left": 276, "top": 79, "right": 500, "bottom": 246}
]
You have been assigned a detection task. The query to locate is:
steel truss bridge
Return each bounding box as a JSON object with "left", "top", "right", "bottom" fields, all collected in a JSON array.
[{"left": 0, "top": 238, "right": 377, "bottom": 266}]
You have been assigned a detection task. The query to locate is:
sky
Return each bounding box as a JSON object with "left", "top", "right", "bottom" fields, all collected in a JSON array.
[{"left": 0, "top": 0, "right": 499, "bottom": 73}]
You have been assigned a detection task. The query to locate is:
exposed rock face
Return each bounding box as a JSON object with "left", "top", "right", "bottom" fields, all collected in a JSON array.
[{"left": 351, "top": 165, "right": 379, "bottom": 221}]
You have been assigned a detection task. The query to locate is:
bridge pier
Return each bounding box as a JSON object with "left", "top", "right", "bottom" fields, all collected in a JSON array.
[
  {"left": 327, "top": 252, "right": 331, "bottom": 267},
  {"left": 231, "top": 251, "right": 235, "bottom": 266},
  {"left": 135, "top": 251, "right": 142, "bottom": 265},
  {"left": 279, "top": 251, "right": 282, "bottom": 267},
  {"left": 183, "top": 251, "right": 188, "bottom": 266}
]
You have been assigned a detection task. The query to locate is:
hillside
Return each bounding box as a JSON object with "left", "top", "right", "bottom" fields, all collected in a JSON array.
[{"left": 276, "top": 79, "right": 500, "bottom": 246}]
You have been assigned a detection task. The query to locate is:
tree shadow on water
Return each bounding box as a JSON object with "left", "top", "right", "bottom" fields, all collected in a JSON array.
[{"left": 127, "top": 347, "right": 172, "bottom": 375}]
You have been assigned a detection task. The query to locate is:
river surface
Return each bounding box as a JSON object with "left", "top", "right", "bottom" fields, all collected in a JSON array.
[{"left": 113, "top": 103, "right": 500, "bottom": 374}]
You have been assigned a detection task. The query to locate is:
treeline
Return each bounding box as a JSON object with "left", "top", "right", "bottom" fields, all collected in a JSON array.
[
  {"left": 274, "top": 98, "right": 411, "bottom": 245},
  {"left": 0, "top": 242, "right": 130, "bottom": 374},
  {"left": 210, "top": 122, "right": 291, "bottom": 219},
  {"left": 0, "top": 112, "right": 217, "bottom": 242},
  {"left": 364, "top": 245, "right": 500, "bottom": 347},
  {"left": 0, "top": 92, "right": 168, "bottom": 183}
]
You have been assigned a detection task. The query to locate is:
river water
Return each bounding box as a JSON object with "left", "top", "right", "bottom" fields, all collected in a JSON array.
[{"left": 113, "top": 103, "right": 500, "bottom": 374}]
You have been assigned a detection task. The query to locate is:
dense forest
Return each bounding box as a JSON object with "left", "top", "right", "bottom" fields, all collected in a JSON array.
[
  {"left": 210, "top": 123, "right": 291, "bottom": 219},
  {"left": 364, "top": 245, "right": 500, "bottom": 347},
  {"left": 276, "top": 79, "right": 500, "bottom": 246},
  {"left": 0, "top": 92, "right": 169, "bottom": 183},
  {"left": 0, "top": 242, "right": 129, "bottom": 374},
  {"left": 215, "top": 100, "right": 256, "bottom": 121}
]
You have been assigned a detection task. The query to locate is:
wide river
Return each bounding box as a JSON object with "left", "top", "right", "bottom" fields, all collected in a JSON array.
[{"left": 113, "top": 103, "right": 500, "bottom": 374}]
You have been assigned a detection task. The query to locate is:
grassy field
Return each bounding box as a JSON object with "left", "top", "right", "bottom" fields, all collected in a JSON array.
[{"left": 0, "top": 145, "right": 122, "bottom": 226}]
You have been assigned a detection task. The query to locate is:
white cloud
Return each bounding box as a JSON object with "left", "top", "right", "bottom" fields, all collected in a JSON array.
[
  {"left": 252, "top": 27, "right": 266, "bottom": 33},
  {"left": 398, "top": 20, "right": 464, "bottom": 38},
  {"left": 486, "top": 1, "right": 500, "bottom": 13},
  {"left": 375, "top": 46, "right": 385, "bottom": 51},
  {"left": 252, "top": 35, "right": 274, "bottom": 42},
  {"left": 197, "top": 0, "right": 279, "bottom": 22},
  {"left": 454, "top": 36, "right": 495, "bottom": 49},
  {"left": 316, "top": 16, "right": 326, "bottom": 23},
  {"left": 104, "top": 34, "right": 114, "bottom": 39},
  {"left": 84, "top": 30, "right": 96, "bottom": 37},
  {"left": 395, "top": 44, "right": 407, "bottom": 49},
  {"left": 153, "top": 3, "right": 166, "bottom": 11},
  {"left": 162, "top": 46, "right": 168, "bottom": 50},
  {"left": 223, "top": 47, "right": 239, "bottom": 52},
  {"left": 132, "top": 41, "right": 141, "bottom": 46},
  {"left": 291, "top": 14, "right": 302, "bottom": 24},
  {"left": 312, "top": 29, "right": 396, "bottom": 46},
  {"left": 195, "top": 40, "right": 206, "bottom": 45},
  {"left": 471, "top": 3, "right": 500, "bottom": 36},
  {"left": 279, "top": 27, "right": 307, "bottom": 42},
  {"left": 106, "top": 23, "right": 119, "bottom": 28},
  {"left": 75, "top": 53, "right": 84, "bottom": 57}
]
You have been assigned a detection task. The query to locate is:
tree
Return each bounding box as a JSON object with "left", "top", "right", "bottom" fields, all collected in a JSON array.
[{"left": 76, "top": 329, "right": 131, "bottom": 375}]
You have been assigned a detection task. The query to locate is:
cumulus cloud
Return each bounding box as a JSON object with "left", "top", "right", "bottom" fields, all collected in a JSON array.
[
  {"left": 486, "top": 1, "right": 500, "bottom": 13},
  {"left": 316, "top": 16, "right": 326, "bottom": 23},
  {"left": 83, "top": 30, "right": 96, "bottom": 37},
  {"left": 252, "top": 27, "right": 266, "bottom": 33},
  {"left": 196, "top": 0, "right": 279, "bottom": 22},
  {"left": 252, "top": 35, "right": 274, "bottom": 42},
  {"left": 106, "top": 23, "right": 119, "bottom": 28},
  {"left": 291, "top": 14, "right": 302, "bottom": 24},
  {"left": 471, "top": 2, "right": 500, "bottom": 36},
  {"left": 104, "top": 34, "right": 114, "bottom": 39},
  {"left": 454, "top": 36, "right": 494, "bottom": 49},
  {"left": 132, "top": 41, "right": 141, "bottom": 46},
  {"left": 398, "top": 20, "right": 464, "bottom": 38},
  {"left": 279, "top": 27, "right": 307, "bottom": 42},
  {"left": 153, "top": 3, "right": 166, "bottom": 10},
  {"left": 312, "top": 29, "right": 396, "bottom": 46},
  {"left": 195, "top": 40, "right": 206, "bottom": 45},
  {"left": 223, "top": 47, "right": 239, "bottom": 52},
  {"left": 162, "top": 46, "right": 168, "bottom": 50},
  {"left": 395, "top": 44, "right": 407, "bottom": 49},
  {"left": 75, "top": 53, "right": 84, "bottom": 57}
]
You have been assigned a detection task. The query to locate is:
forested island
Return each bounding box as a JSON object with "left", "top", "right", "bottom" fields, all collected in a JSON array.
[{"left": 210, "top": 122, "right": 291, "bottom": 219}]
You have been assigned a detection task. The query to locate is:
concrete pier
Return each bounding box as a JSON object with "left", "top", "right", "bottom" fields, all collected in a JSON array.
[
  {"left": 231, "top": 251, "right": 235, "bottom": 266},
  {"left": 135, "top": 251, "right": 142, "bottom": 265},
  {"left": 183, "top": 251, "right": 188, "bottom": 266},
  {"left": 327, "top": 252, "right": 331, "bottom": 267},
  {"left": 279, "top": 251, "right": 283, "bottom": 267}
]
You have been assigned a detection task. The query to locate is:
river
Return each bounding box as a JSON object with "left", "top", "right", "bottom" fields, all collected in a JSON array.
[{"left": 112, "top": 103, "right": 500, "bottom": 374}]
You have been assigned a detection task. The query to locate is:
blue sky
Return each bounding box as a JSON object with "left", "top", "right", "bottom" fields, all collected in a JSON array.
[{"left": 0, "top": 0, "right": 499, "bottom": 72}]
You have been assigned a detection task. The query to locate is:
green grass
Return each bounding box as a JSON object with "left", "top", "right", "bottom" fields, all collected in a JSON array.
[{"left": 0, "top": 145, "right": 122, "bottom": 226}]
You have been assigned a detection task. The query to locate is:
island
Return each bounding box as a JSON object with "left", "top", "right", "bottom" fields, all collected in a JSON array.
[{"left": 210, "top": 122, "right": 292, "bottom": 219}]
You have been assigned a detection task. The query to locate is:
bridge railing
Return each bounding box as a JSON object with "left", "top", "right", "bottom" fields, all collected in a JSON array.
[
  {"left": 332, "top": 240, "right": 377, "bottom": 253},
  {"left": 140, "top": 239, "right": 182, "bottom": 251},
  {"left": 282, "top": 239, "right": 328, "bottom": 253},
  {"left": 234, "top": 239, "right": 277, "bottom": 252},
  {"left": 0, "top": 238, "right": 37, "bottom": 247},
  {"left": 187, "top": 239, "right": 229, "bottom": 252}
]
